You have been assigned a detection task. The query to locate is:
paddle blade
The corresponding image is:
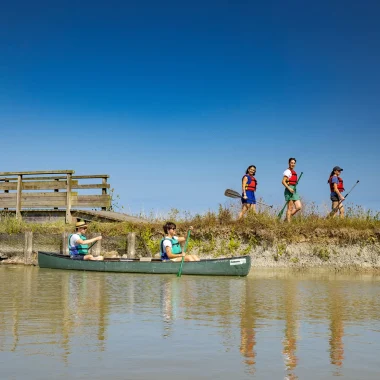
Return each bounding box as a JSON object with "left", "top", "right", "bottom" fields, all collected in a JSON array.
[{"left": 224, "top": 189, "right": 242, "bottom": 199}]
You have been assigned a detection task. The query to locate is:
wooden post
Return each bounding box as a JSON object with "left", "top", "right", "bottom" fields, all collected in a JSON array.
[
  {"left": 54, "top": 178, "right": 59, "bottom": 210},
  {"left": 102, "top": 177, "right": 107, "bottom": 211},
  {"left": 16, "top": 175, "right": 22, "bottom": 219},
  {"left": 62, "top": 231, "right": 69, "bottom": 256},
  {"left": 4, "top": 179, "right": 9, "bottom": 211},
  {"left": 66, "top": 173, "right": 72, "bottom": 223},
  {"left": 127, "top": 232, "right": 136, "bottom": 258},
  {"left": 24, "top": 231, "right": 33, "bottom": 264},
  {"left": 91, "top": 233, "right": 102, "bottom": 257}
]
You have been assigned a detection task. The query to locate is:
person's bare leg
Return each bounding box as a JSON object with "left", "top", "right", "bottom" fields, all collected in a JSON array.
[
  {"left": 291, "top": 200, "right": 302, "bottom": 216},
  {"left": 331, "top": 201, "right": 339, "bottom": 218},
  {"left": 239, "top": 204, "right": 249, "bottom": 219},
  {"left": 286, "top": 201, "right": 293, "bottom": 222}
]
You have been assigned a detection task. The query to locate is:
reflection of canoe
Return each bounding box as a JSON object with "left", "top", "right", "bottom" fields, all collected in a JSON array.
[{"left": 38, "top": 252, "right": 251, "bottom": 276}]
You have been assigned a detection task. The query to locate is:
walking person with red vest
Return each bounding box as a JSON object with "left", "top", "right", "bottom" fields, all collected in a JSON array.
[
  {"left": 282, "top": 158, "right": 302, "bottom": 222},
  {"left": 328, "top": 166, "right": 345, "bottom": 218},
  {"left": 238, "top": 165, "right": 258, "bottom": 219}
]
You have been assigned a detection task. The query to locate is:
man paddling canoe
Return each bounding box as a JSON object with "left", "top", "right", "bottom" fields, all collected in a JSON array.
[
  {"left": 69, "top": 220, "right": 104, "bottom": 261},
  {"left": 282, "top": 158, "right": 302, "bottom": 222},
  {"left": 160, "top": 222, "right": 200, "bottom": 262}
]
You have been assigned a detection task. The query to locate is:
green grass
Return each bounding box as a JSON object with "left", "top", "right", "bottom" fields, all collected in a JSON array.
[{"left": 0, "top": 201, "right": 379, "bottom": 250}]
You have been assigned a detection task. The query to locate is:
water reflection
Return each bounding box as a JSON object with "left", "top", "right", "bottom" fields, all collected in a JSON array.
[{"left": 1, "top": 267, "right": 380, "bottom": 379}]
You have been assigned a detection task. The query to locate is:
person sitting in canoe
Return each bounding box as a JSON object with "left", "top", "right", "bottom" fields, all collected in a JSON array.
[
  {"left": 160, "top": 222, "right": 200, "bottom": 262},
  {"left": 68, "top": 220, "right": 104, "bottom": 261}
]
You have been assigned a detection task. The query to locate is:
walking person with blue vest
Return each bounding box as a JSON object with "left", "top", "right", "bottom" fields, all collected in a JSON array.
[
  {"left": 69, "top": 220, "right": 104, "bottom": 260},
  {"left": 328, "top": 166, "right": 345, "bottom": 218},
  {"left": 282, "top": 158, "right": 302, "bottom": 222},
  {"left": 238, "top": 165, "right": 258, "bottom": 219},
  {"left": 160, "top": 222, "right": 200, "bottom": 262}
]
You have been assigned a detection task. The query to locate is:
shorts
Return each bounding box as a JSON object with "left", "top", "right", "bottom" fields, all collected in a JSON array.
[
  {"left": 241, "top": 190, "right": 256, "bottom": 205},
  {"left": 70, "top": 255, "right": 84, "bottom": 260},
  {"left": 284, "top": 186, "right": 300, "bottom": 202},
  {"left": 330, "top": 193, "right": 340, "bottom": 202}
]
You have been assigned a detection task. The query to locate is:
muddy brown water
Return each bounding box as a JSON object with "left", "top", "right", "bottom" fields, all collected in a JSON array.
[{"left": 1, "top": 266, "right": 380, "bottom": 379}]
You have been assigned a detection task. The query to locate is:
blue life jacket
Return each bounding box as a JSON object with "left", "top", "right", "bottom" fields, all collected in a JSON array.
[
  {"left": 160, "top": 237, "right": 182, "bottom": 260},
  {"left": 69, "top": 233, "right": 89, "bottom": 256}
]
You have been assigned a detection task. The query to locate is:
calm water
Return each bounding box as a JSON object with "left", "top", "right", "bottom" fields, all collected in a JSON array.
[{"left": 1, "top": 267, "right": 380, "bottom": 379}]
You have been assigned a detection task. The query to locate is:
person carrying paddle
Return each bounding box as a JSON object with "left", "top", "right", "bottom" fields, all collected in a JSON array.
[
  {"left": 328, "top": 166, "right": 345, "bottom": 218},
  {"left": 282, "top": 158, "right": 302, "bottom": 222},
  {"left": 238, "top": 165, "right": 257, "bottom": 219},
  {"left": 68, "top": 220, "right": 104, "bottom": 261},
  {"left": 160, "top": 222, "right": 200, "bottom": 262}
]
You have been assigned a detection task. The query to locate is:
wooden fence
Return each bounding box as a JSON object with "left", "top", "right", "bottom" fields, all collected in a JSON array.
[{"left": 0, "top": 170, "right": 111, "bottom": 223}]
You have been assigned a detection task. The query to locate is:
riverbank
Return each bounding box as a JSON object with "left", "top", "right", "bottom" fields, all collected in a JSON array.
[{"left": 0, "top": 211, "right": 379, "bottom": 270}]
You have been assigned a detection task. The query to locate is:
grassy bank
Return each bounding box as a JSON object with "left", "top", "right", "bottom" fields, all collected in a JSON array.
[{"left": 1, "top": 204, "right": 379, "bottom": 259}]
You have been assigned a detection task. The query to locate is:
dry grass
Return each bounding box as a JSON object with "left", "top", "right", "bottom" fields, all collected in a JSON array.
[{"left": 0, "top": 201, "right": 379, "bottom": 250}]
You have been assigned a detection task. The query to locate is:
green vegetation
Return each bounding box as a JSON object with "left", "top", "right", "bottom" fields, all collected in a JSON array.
[{"left": 0, "top": 202, "right": 379, "bottom": 254}]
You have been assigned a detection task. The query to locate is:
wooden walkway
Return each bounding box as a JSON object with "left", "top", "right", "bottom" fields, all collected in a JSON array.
[{"left": 0, "top": 170, "right": 147, "bottom": 224}]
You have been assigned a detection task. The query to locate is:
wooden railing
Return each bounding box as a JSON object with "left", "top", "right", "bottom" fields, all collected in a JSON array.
[{"left": 0, "top": 170, "right": 111, "bottom": 223}]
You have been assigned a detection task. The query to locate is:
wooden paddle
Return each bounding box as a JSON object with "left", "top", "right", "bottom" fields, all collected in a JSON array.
[
  {"left": 224, "top": 189, "right": 273, "bottom": 208},
  {"left": 177, "top": 230, "right": 191, "bottom": 278},
  {"left": 328, "top": 180, "right": 359, "bottom": 217},
  {"left": 278, "top": 172, "right": 303, "bottom": 219}
]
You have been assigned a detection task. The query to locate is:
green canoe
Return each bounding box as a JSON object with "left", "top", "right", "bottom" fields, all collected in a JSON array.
[{"left": 38, "top": 252, "right": 251, "bottom": 276}]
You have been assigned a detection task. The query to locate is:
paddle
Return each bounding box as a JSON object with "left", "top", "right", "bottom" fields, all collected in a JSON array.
[
  {"left": 328, "top": 180, "right": 359, "bottom": 217},
  {"left": 177, "top": 230, "right": 191, "bottom": 278},
  {"left": 224, "top": 189, "right": 273, "bottom": 208},
  {"left": 278, "top": 172, "right": 303, "bottom": 219}
]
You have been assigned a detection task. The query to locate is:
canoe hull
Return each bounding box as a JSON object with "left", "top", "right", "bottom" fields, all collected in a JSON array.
[{"left": 38, "top": 252, "right": 251, "bottom": 276}]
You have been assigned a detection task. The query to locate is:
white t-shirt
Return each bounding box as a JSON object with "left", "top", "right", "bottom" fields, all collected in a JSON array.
[
  {"left": 162, "top": 236, "right": 179, "bottom": 251},
  {"left": 69, "top": 233, "right": 81, "bottom": 247},
  {"left": 283, "top": 169, "right": 292, "bottom": 178}
]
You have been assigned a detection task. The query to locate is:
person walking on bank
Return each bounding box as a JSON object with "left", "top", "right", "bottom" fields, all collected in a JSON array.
[
  {"left": 328, "top": 166, "right": 345, "bottom": 218},
  {"left": 69, "top": 220, "right": 104, "bottom": 260},
  {"left": 282, "top": 158, "right": 302, "bottom": 222},
  {"left": 238, "top": 165, "right": 258, "bottom": 219},
  {"left": 160, "top": 222, "right": 200, "bottom": 262}
]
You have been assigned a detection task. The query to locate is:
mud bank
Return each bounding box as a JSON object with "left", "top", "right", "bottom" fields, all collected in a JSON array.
[{"left": 2, "top": 232, "right": 380, "bottom": 271}]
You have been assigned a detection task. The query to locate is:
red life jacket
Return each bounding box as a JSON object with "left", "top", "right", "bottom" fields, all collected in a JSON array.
[
  {"left": 288, "top": 170, "right": 298, "bottom": 186},
  {"left": 242, "top": 174, "right": 257, "bottom": 192},
  {"left": 329, "top": 176, "right": 344, "bottom": 193}
]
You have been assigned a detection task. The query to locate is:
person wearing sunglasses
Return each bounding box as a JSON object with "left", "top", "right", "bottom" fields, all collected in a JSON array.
[
  {"left": 328, "top": 166, "right": 345, "bottom": 218},
  {"left": 160, "top": 222, "right": 200, "bottom": 262},
  {"left": 238, "top": 165, "right": 257, "bottom": 219},
  {"left": 68, "top": 220, "right": 104, "bottom": 260}
]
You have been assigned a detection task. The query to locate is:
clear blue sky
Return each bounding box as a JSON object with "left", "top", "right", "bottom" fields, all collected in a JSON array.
[{"left": 1, "top": 0, "right": 379, "bottom": 216}]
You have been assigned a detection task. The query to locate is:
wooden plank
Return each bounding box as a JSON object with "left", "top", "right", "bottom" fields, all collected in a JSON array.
[
  {"left": 0, "top": 174, "right": 109, "bottom": 181},
  {"left": 0, "top": 170, "right": 75, "bottom": 176},
  {"left": 73, "top": 195, "right": 111, "bottom": 208},
  {"left": 66, "top": 173, "right": 72, "bottom": 223},
  {"left": 74, "top": 184, "right": 110, "bottom": 189},
  {"left": 0, "top": 182, "right": 110, "bottom": 190},
  {"left": 0, "top": 180, "right": 80, "bottom": 191},
  {"left": 0, "top": 193, "right": 16, "bottom": 208}
]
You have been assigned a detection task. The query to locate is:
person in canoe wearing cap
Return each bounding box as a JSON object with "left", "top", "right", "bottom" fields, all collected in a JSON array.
[
  {"left": 328, "top": 166, "right": 345, "bottom": 218},
  {"left": 68, "top": 220, "right": 104, "bottom": 260}
]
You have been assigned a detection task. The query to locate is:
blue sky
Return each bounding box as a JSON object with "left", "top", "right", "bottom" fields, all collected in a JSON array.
[{"left": 1, "top": 0, "right": 379, "bottom": 216}]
